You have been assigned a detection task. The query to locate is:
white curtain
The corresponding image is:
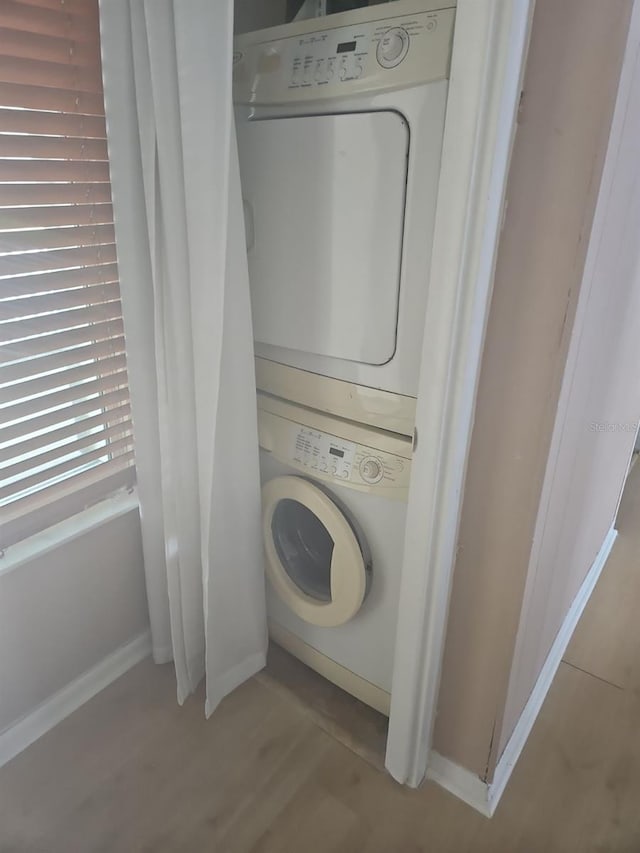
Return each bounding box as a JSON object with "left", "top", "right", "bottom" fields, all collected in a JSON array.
[{"left": 99, "top": 0, "right": 268, "bottom": 714}]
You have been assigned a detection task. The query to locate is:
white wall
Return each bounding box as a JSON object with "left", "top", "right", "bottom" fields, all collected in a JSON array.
[{"left": 0, "top": 507, "right": 149, "bottom": 735}]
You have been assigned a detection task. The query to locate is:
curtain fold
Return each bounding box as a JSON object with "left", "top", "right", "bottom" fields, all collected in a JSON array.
[{"left": 99, "top": 0, "right": 267, "bottom": 712}]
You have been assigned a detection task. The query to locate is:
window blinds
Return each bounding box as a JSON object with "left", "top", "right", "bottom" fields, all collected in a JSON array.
[{"left": 0, "top": 0, "right": 135, "bottom": 548}]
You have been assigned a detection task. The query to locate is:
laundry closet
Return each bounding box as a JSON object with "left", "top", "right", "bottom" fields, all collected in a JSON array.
[{"left": 233, "top": 0, "right": 453, "bottom": 720}]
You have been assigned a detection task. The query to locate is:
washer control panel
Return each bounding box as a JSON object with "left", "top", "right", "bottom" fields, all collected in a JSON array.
[
  {"left": 286, "top": 423, "right": 409, "bottom": 491},
  {"left": 233, "top": 6, "right": 455, "bottom": 105},
  {"left": 291, "top": 425, "right": 356, "bottom": 480}
]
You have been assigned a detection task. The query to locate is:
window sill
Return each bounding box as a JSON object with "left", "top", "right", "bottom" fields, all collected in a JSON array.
[{"left": 0, "top": 489, "right": 140, "bottom": 580}]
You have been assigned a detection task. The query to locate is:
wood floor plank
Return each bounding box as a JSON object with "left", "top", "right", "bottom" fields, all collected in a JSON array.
[
  {"left": 210, "top": 729, "right": 334, "bottom": 853},
  {"left": 256, "top": 641, "right": 388, "bottom": 770},
  {"left": 2, "top": 641, "right": 640, "bottom": 852},
  {"left": 247, "top": 780, "right": 360, "bottom": 853},
  {"left": 50, "top": 680, "right": 314, "bottom": 853},
  {"left": 0, "top": 661, "right": 181, "bottom": 849}
]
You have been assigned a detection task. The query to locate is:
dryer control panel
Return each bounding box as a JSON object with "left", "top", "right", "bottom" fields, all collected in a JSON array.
[{"left": 233, "top": 5, "right": 455, "bottom": 105}]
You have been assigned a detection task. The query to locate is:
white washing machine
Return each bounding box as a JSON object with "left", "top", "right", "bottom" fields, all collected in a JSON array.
[
  {"left": 257, "top": 392, "right": 412, "bottom": 714},
  {"left": 234, "top": 0, "right": 455, "bottom": 415}
]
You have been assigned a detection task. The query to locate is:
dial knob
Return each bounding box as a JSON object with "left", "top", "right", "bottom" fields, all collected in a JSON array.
[
  {"left": 376, "top": 27, "right": 410, "bottom": 69},
  {"left": 360, "top": 456, "right": 384, "bottom": 484}
]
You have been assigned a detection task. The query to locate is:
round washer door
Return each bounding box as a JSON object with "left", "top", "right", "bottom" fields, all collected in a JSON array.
[{"left": 262, "top": 476, "right": 369, "bottom": 628}]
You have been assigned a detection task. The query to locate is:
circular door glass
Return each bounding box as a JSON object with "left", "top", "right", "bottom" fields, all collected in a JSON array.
[
  {"left": 262, "top": 476, "right": 371, "bottom": 627},
  {"left": 271, "top": 498, "right": 334, "bottom": 601}
]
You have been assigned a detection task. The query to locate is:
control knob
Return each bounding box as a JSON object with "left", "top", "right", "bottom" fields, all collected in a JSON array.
[
  {"left": 376, "top": 27, "right": 410, "bottom": 69},
  {"left": 359, "top": 456, "right": 384, "bottom": 484}
]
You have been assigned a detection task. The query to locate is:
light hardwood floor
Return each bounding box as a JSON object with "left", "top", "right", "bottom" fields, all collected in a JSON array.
[{"left": 2, "top": 462, "right": 640, "bottom": 852}]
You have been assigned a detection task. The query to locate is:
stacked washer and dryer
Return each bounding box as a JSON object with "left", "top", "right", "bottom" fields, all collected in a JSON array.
[{"left": 233, "top": 0, "right": 455, "bottom": 715}]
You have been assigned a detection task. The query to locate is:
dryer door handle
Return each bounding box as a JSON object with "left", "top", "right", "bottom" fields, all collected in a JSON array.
[{"left": 242, "top": 198, "right": 255, "bottom": 252}]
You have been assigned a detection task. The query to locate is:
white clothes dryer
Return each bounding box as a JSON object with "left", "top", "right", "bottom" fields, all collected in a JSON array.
[
  {"left": 234, "top": 1, "right": 455, "bottom": 409},
  {"left": 257, "top": 392, "right": 412, "bottom": 715}
]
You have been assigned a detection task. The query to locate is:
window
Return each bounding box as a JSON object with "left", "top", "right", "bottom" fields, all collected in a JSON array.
[{"left": 0, "top": 0, "right": 135, "bottom": 548}]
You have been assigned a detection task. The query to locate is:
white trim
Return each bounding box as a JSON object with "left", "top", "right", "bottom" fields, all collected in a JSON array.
[
  {"left": 0, "top": 630, "right": 151, "bottom": 769},
  {"left": 385, "top": 0, "right": 535, "bottom": 786},
  {"left": 488, "top": 527, "right": 617, "bottom": 813},
  {"left": 427, "top": 752, "right": 492, "bottom": 817},
  {"left": 0, "top": 488, "right": 139, "bottom": 579},
  {"left": 426, "top": 527, "right": 617, "bottom": 816}
]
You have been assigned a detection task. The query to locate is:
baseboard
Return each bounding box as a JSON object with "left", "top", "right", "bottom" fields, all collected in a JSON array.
[
  {"left": 0, "top": 630, "right": 151, "bottom": 769},
  {"left": 427, "top": 526, "right": 617, "bottom": 817},
  {"left": 426, "top": 751, "right": 492, "bottom": 816}
]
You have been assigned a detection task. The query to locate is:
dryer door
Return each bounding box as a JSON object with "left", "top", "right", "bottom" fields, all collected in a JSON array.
[
  {"left": 237, "top": 111, "right": 409, "bottom": 365},
  {"left": 262, "top": 476, "right": 370, "bottom": 627}
]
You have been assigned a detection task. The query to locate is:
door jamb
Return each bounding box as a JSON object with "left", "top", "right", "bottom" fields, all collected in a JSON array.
[{"left": 385, "top": 0, "right": 536, "bottom": 787}]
